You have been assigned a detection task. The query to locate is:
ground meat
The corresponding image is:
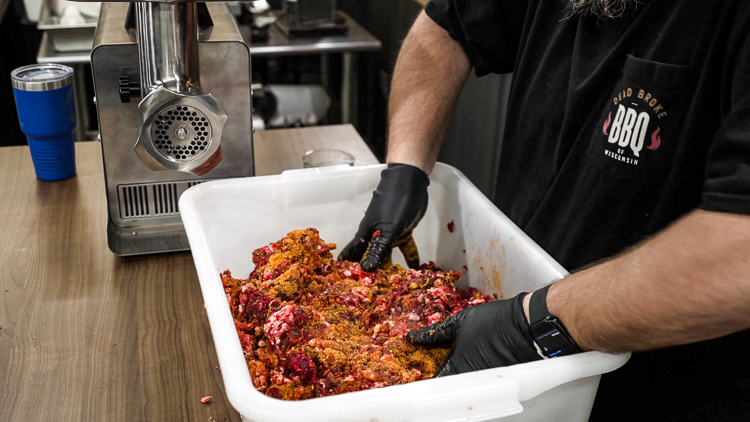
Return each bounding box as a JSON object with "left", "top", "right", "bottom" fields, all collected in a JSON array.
[{"left": 222, "top": 228, "right": 493, "bottom": 400}]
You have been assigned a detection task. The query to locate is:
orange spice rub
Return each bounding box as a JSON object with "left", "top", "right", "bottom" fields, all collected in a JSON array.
[{"left": 221, "top": 228, "right": 493, "bottom": 400}]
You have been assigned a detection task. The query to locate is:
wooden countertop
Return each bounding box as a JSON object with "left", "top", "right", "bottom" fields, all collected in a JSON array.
[{"left": 0, "top": 125, "right": 377, "bottom": 421}]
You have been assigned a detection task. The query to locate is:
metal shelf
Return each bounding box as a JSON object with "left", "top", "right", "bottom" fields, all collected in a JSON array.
[{"left": 37, "top": 32, "right": 91, "bottom": 64}]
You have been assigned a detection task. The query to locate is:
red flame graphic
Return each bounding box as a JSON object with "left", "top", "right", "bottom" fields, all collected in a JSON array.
[
  {"left": 602, "top": 112, "right": 612, "bottom": 135},
  {"left": 647, "top": 127, "right": 661, "bottom": 151}
]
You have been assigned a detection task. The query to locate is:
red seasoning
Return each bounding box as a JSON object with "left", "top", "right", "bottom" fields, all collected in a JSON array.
[
  {"left": 447, "top": 221, "right": 455, "bottom": 233},
  {"left": 201, "top": 396, "right": 212, "bottom": 404}
]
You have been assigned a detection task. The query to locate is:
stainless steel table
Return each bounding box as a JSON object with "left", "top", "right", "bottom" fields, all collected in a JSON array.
[
  {"left": 37, "top": 31, "right": 90, "bottom": 65},
  {"left": 246, "top": 11, "right": 381, "bottom": 57},
  {"left": 243, "top": 10, "right": 382, "bottom": 127},
  {"left": 36, "top": 9, "right": 382, "bottom": 129}
]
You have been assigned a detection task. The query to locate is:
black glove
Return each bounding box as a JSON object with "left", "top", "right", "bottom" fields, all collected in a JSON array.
[
  {"left": 339, "top": 163, "right": 429, "bottom": 271},
  {"left": 407, "top": 293, "right": 543, "bottom": 377}
]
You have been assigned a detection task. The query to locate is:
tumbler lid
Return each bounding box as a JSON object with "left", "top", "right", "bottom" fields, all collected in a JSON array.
[{"left": 11, "top": 64, "right": 74, "bottom": 92}]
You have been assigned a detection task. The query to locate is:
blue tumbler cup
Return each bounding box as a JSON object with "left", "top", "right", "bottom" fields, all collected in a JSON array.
[{"left": 11, "top": 64, "right": 77, "bottom": 181}]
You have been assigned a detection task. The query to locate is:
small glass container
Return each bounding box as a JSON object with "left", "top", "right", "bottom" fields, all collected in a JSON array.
[{"left": 302, "top": 149, "right": 355, "bottom": 168}]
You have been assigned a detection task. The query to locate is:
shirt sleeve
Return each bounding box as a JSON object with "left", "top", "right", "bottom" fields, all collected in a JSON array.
[
  {"left": 699, "top": 5, "right": 750, "bottom": 215},
  {"left": 424, "top": 0, "right": 529, "bottom": 76}
]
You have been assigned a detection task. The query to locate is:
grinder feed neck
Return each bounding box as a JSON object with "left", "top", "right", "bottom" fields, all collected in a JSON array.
[
  {"left": 135, "top": 1, "right": 201, "bottom": 96},
  {"left": 131, "top": 1, "right": 228, "bottom": 176}
]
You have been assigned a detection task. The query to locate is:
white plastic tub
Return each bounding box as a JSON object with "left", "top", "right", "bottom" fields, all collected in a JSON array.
[{"left": 180, "top": 163, "right": 629, "bottom": 422}]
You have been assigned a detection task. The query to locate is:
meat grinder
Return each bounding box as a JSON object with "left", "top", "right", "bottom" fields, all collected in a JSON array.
[{"left": 84, "top": 1, "right": 254, "bottom": 255}]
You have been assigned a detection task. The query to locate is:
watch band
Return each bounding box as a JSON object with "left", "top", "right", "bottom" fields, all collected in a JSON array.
[
  {"left": 528, "top": 284, "right": 582, "bottom": 357},
  {"left": 529, "top": 284, "right": 553, "bottom": 325}
]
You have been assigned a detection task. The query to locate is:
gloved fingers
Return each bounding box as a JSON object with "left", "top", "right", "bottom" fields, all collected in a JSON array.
[
  {"left": 395, "top": 234, "right": 420, "bottom": 270},
  {"left": 378, "top": 253, "right": 394, "bottom": 270},
  {"left": 407, "top": 311, "right": 465, "bottom": 347},
  {"left": 434, "top": 360, "right": 458, "bottom": 378},
  {"left": 360, "top": 227, "right": 397, "bottom": 272},
  {"left": 338, "top": 230, "right": 371, "bottom": 263}
]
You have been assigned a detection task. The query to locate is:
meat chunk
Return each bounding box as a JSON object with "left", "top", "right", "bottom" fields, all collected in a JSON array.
[{"left": 222, "top": 228, "right": 493, "bottom": 400}]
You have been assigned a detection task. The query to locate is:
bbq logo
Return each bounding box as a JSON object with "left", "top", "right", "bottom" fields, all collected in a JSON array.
[{"left": 600, "top": 87, "right": 667, "bottom": 167}]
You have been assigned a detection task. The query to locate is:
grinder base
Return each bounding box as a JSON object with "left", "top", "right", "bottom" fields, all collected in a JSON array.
[{"left": 107, "top": 220, "right": 189, "bottom": 256}]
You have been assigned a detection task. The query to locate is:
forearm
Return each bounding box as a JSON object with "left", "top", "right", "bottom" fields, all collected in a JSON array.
[
  {"left": 544, "top": 209, "right": 750, "bottom": 353},
  {"left": 386, "top": 11, "right": 471, "bottom": 174}
]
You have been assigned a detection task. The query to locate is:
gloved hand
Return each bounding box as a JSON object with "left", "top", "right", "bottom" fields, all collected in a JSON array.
[
  {"left": 407, "top": 293, "right": 542, "bottom": 377},
  {"left": 339, "top": 163, "right": 430, "bottom": 271}
]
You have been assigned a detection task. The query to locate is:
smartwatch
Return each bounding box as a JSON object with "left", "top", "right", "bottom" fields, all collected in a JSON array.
[{"left": 528, "top": 284, "right": 582, "bottom": 358}]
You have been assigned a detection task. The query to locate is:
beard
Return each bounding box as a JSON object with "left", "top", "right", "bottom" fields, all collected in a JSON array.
[{"left": 567, "top": 0, "right": 641, "bottom": 19}]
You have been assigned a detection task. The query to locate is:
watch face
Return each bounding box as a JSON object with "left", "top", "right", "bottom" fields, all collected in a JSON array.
[{"left": 530, "top": 317, "right": 579, "bottom": 358}]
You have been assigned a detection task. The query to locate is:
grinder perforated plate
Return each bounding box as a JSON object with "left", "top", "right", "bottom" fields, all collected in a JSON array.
[{"left": 151, "top": 105, "right": 213, "bottom": 162}]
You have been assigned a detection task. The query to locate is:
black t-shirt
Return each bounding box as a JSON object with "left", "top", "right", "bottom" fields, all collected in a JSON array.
[{"left": 425, "top": 0, "right": 750, "bottom": 420}]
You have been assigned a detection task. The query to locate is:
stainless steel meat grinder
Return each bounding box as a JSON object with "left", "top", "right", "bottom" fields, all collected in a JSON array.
[{"left": 81, "top": 0, "right": 254, "bottom": 255}]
